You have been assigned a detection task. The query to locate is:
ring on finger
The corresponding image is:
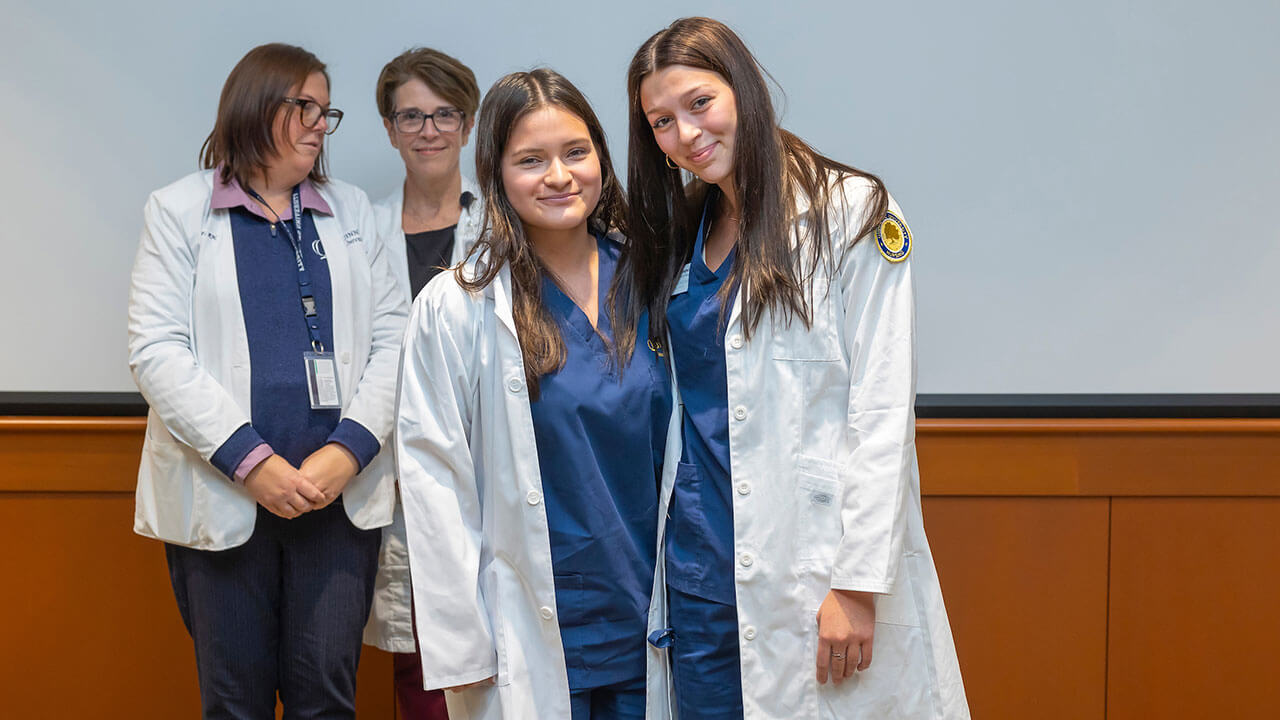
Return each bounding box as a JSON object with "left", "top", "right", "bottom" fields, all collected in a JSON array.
[{"left": 831, "top": 651, "right": 845, "bottom": 660}]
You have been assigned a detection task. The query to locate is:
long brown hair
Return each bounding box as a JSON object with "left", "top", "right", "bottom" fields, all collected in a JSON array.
[
  {"left": 460, "top": 68, "right": 627, "bottom": 397},
  {"left": 615, "top": 16, "right": 887, "bottom": 357},
  {"left": 200, "top": 43, "right": 330, "bottom": 190}
]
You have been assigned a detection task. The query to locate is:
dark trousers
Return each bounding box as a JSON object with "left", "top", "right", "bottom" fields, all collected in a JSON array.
[
  {"left": 166, "top": 502, "right": 381, "bottom": 719},
  {"left": 668, "top": 587, "right": 746, "bottom": 720},
  {"left": 568, "top": 674, "right": 647, "bottom": 720}
]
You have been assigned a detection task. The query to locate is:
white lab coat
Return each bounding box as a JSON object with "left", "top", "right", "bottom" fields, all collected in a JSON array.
[
  {"left": 702, "top": 174, "right": 968, "bottom": 718},
  {"left": 363, "top": 177, "right": 486, "bottom": 653},
  {"left": 128, "top": 169, "right": 406, "bottom": 551},
  {"left": 396, "top": 251, "right": 680, "bottom": 719}
]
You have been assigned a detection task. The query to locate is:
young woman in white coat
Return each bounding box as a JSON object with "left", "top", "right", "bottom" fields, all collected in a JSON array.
[
  {"left": 395, "top": 68, "right": 679, "bottom": 720},
  {"left": 614, "top": 17, "right": 970, "bottom": 719},
  {"left": 365, "top": 46, "right": 484, "bottom": 720},
  {"left": 127, "top": 43, "right": 405, "bottom": 716}
]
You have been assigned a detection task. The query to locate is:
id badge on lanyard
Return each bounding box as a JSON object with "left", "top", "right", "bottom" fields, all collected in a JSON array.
[
  {"left": 304, "top": 351, "right": 342, "bottom": 410},
  {"left": 254, "top": 185, "right": 343, "bottom": 410}
]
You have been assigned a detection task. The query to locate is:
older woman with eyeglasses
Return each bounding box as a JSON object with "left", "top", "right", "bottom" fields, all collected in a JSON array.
[
  {"left": 362, "top": 46, "right": 483, "bottom": 720},
  {"left": 127, "top": 43, "right": 405, "bottom": 717},
  {"left": 373, "top": 47, "right": 483, "bottom": 306}
]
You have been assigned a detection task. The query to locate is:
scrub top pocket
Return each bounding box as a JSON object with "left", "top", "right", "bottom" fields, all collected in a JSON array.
[{"left": 665, "top": 461, "right": 734, "bottom": 605}]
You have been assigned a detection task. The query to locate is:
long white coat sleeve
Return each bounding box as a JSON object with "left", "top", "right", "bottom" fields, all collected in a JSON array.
[
  {"left": 396, "top": 279, "right": 497, "bottom": 688},
  {"left": 127, "top": 192, "right": 249, "bottom": 461},
  {"left": 339, "top": 195, "right": 406, "bottom": 444},
  {"left": 829, "top": 183, "right": 917, "bottom": 594}
]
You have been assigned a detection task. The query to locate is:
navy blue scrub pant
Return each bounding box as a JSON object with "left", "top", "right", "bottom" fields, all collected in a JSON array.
[
  {"left": 165, "top": 501, "right": 380, "bottom": 719},
  {"left": 668, "top": 587, "right": 745, "bottom": 719},
  {"left": 568, "top": 675, "right": 647, "bottom": 720}
]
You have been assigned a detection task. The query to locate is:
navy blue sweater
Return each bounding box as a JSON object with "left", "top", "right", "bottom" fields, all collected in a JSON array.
[{"left": 208, "top": 205, "right": 379, "bottom": 479}]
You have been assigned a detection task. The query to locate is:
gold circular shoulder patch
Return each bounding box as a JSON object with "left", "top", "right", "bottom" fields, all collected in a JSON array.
[{"left": 875, "top": 211, "right": 911, "bottom": 262}]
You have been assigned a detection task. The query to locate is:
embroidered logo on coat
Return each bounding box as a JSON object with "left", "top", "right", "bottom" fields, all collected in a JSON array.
[{"left": 875, "top": 211, "right": 911, "bottom": 263}]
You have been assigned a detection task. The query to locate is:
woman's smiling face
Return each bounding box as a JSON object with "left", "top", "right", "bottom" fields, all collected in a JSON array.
[
  {"left": 386, "top": 78, "right": 471, "bottom": 182},
  {"left": 639, "top": 64, "right": 738, "bottom": 186},
  {"left": 500, "top": 104, "right": 602, "bottom": 235}
]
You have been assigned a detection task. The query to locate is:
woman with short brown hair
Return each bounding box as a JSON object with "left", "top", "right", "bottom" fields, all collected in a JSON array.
[
  {"left": 364, "top": 45, "right": 484, "bottom": 720},
  {"left": 128, "top": 42, "right": 405, "bottom": 717}
]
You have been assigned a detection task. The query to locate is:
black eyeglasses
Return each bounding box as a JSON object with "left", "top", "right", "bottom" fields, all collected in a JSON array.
[
  {"left": 390, "top": 107, "right": 465, "bottom": 134},
  {"left": 282, "top": 97, "right": 343, "bottom": 134}
]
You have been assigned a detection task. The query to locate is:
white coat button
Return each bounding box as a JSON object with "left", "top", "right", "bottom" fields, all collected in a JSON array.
[
  {"left": 739, "top": 552, "right": 754, "bottom": 567},
  {"left": 743, "top": 626, "right": 757, "bottom": 641},
  {"left": 737, "top": 482, "right": 751, "bottom": 496},
  {"left": 729, "top": 335, "right": 743, "bottom": 349},
  {"left": 526, "top": 490, "right": 542, "bottom": 506},
  {"left": 733, "top": 406, "right": 747, "bottom": 421},
  {"left": 539, "top": 606, "right": 554, "bottom": 620},
  {"left": 340, "top": 351, "right": 351, "bottom": 364},
  {"left": 507, "top": 376, "right": 524, "bottom": 393}
]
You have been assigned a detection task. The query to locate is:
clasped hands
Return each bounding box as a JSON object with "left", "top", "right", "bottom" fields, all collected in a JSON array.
[{"left": 243, "top": 443, "right": 359, "bottom": 519}]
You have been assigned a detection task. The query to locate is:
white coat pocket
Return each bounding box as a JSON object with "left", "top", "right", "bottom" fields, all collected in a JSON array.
[
  {"left": 771, "top": 275, "right": 840, "bottom": 362},
  {"left": 794, "top": 457, "right": 844, "bottom": 571}
]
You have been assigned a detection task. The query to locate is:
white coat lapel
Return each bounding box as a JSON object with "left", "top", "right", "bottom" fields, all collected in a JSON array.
[
  {"left": 492, "top": 262, "right": 520, "bottom": 341},
  {"left": 312, "top": 210, "right": 352, "bottom": 362},
  {"left": 196, "top": 206, "right": 253, "bottom": 402},
  {"left": 387, "top": 183, "right": 410, "bottom": 300},
  {"left": 727, "top": 274, "right": 744, "bottom": 334}
]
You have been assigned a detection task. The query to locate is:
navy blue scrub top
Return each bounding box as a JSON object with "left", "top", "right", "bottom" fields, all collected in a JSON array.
[
  {"left": 665, "top": 197, "right": 739, "bottom": 606},
  {"left": 529, "top": 232, "right": 673, "bottom": 690}
]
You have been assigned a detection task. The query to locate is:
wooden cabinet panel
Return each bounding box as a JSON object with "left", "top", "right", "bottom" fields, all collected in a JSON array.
[
  {"left": 1108, "top": 499, "right": 1280, "bottom": 719},
  {"left": 918, "top": 420, "right": 1280, "bottom": 497},
  {"left": 924, "top": 497, "right": 1111, "bottom": 720},
  {"left": 0, "top": 419, "right": 143, "bottom": 492},
  {"left": 356, "top": 648, "right": 396, "bottom": 719},
  {"left": 918, "top": 427, "right": 1082, "bottom": 495},
  {"left": 0, "top": 494, "right": 393, "bottom": 718},
  {"left": 0, "top": 495, "right": 200, "bottom": 717},
  {"left": 5, "top": 418, "right": 1277, "bottom": 718}
]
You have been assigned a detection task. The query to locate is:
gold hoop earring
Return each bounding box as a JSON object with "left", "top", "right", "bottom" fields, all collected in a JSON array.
[{"left": 665, "top": 155, "right": 679, "bottom": 170}]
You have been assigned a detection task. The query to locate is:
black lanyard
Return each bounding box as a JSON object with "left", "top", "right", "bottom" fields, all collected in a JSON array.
[{"left": 246, "top": 185, "right": 325, "bottom": 353}]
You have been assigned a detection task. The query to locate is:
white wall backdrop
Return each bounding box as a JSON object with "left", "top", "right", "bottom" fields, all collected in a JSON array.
[{"left": 1, "top": 0, "right": 1277, "bottom": 393}]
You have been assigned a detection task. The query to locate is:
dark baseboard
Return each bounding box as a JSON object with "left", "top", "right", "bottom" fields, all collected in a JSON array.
[
  {"left": 914, "top": 394, "right": 1280, "bottom": 418},
  {"left": 0, "top": 392, "right": 150, "bottom": 417},
  {"left": 4, "top": 392, "right": 1280, "bottom": 419}
]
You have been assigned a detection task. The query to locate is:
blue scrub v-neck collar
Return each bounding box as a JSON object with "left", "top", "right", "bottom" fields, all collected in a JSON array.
[
  {"left": 541, "top": 231, "right": 615, "bottom": 343},
  {"left": 692, "top": 194, "right": 735, "bottom": 284}
]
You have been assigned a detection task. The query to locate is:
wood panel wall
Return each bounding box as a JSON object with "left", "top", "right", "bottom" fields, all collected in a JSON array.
[{"left": 1, "top": 417, "right": 1277, "bottom": 719}]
